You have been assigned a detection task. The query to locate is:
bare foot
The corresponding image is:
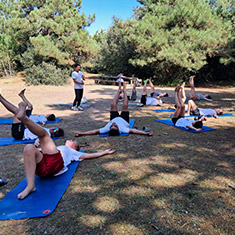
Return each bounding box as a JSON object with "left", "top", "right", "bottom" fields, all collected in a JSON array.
[
  {"left": 16, "top": 102, "right": 27, "bottom": 121},
  {"left": 17, "top": 186, "right": 36, "bottom": 200},
  {"left": 18, "top": 89, "right": 26, "bottom": 97}
]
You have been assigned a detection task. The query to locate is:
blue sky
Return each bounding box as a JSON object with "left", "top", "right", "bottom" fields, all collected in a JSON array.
[{"left": 80, "top": 0, "right": 140, "bottom": 35}]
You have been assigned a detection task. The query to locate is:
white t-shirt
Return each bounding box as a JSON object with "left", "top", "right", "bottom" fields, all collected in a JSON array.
[
  {"left": 23, "top": 128, "right": 50, "bottom": 140},
  {"left": 199, "top": 108, "right": 216, "bottom": 117},
  {"left": 29, "top": 115, "right": 47, "bottom": 123},
  {"left": 72, "top": 71, "right": 84, "bottom": 89},
  {"left": 146, "top": 97, "right": 162, "bottom": 106},
  {"left": 99, "top": 117, "right": 129, "bottom": 134},
  {"left": 176, "top": 118, "right": 194, "bottom": 129},
  {"left": 197, "top": 93, "right": 205, "bottom": 100},
  {"left": 54, "top": 146, "right": 84, "bottom": 176}
]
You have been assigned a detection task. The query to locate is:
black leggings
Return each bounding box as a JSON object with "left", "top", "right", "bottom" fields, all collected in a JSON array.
[{"left": 73, "top": 89, "right": 83, "bottom": 107}]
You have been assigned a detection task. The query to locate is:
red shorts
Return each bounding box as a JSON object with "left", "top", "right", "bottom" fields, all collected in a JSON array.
[{"left": 36, "top": 151, "right": 64, "bottom": 177}]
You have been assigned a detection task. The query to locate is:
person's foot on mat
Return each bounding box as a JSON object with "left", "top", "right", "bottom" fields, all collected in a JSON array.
[
  {"left": 0, "top": 178, "right": 8, "bottom": 187},
  {"left": 17, "top": 186, "right": 36, "bottom": 200}
]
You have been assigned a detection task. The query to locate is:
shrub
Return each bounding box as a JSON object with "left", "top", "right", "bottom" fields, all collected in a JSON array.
[{"left": 25, "top": 62, "right": 71, "bottom": 85}]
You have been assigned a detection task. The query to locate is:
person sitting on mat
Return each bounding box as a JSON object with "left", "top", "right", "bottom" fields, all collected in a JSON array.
[
  {"left": 140, "top": 78, "right": 164, "bottom": 106},
  {"left": 172, "top": 86, "right": 206, "bottom": 132},
  {"left": 0, "top": 91, "right": 64, "bottom": 141},
  {"left": 188, "top": 75, "right": 213, "bottom": 101},
  {"left": 74, "top": 81, "right": 153, "bottom": 137},
  {"left": 14, "top": 101, "right": 115, "bottom": 199},
  {"left": 186, "top": 99, "right": 223, "bottom": 118}
]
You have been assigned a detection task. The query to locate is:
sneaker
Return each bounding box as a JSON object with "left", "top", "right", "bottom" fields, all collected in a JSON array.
[
  {"left": 144, "top": 78, "right": 149, "bottom": 84},
  {"left": 0, "top": 178, "right": 8, "bottom": 187},
  {"left": 142, "top": 127, "right": 150, "bottom": 132},
  {"left": 77, "top": 106, "right": 84, "bottom": 111},
  {"left": 71, "top": 106, "right": 79, "bottom": 111},
  {"left": 137, "top": 103, "right": 144, "bottom": 107}
]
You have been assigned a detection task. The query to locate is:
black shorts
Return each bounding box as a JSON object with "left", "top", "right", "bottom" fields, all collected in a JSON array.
[
  {"left": 191, "top": 108, "right": 200, "bottom": 116},
  {"left": 141, "top": 95, "right": 147, "bottom": 105},
  {"left": 172, "top": 116, "right": 184, "bottom": 125},
  {"left": 11, "top": 109, "right": 33, "bottom": 140},
  {"left": 110, "top": 111, "right": 129, "bottom": 123}
]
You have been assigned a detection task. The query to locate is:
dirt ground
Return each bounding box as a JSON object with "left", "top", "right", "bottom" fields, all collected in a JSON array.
[{"left": 0, "top": 73, "right": 234, "bottom": 235}]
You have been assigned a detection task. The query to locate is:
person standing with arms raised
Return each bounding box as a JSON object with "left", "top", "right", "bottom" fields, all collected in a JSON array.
[{"left": 71, "top": 63, "right": 85, "bottom": 111}]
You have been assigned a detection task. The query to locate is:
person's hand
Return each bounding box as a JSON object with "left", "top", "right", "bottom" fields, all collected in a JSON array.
[
  {"left": 147, "top": 131, "right": 154, "bottom": 136},
  {"left": 104, "top": 149, "right": 116, "bottom": 154},
  {"left": 200, "top": 116, "right": 207, "bottom": 122},
  {"left": 34, "top": 138, "right": 40, "bottom": 148},
  {"left": 74, "top": 132, "right": 82, "bottom": 137}
]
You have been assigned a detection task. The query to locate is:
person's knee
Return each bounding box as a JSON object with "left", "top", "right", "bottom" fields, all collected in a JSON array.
[
  {"left": 23, "top": 144, "right": 36, "bottom": 156},
  {"left": 110, "top": 103, "right": 117, "bottom": 111},
  {"left": 122, "top": 104, "right": 128, "bottom": 111}
]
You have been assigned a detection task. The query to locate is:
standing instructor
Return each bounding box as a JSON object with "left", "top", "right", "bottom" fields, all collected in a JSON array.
[{"left": 71, "top": 63, "right": 85, "bottom": 111}]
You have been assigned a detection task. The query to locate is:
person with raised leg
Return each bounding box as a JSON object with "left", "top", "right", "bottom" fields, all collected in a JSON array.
[
  {"left": 75, "top": 81, "right": 153, "bottom": 137},
  {"left": 16, "top": 102, "right": 115, "bottom": 199}
]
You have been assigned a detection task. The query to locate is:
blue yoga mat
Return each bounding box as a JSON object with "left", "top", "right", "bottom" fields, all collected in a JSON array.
[
  {"left": 153, "top": 109, "right": 176, "bottom": 112},
  {"left": 99, "top": 119, "right": 135, "bottom": 137},
  {"left": 170, "top": 113, "right": 234, "bottom": 118},
  {"left": 0, "top": 151, "right": 84, "bottom": 220},
  {"left": 155, "top": 119, "right": 215, "bottom": 133},
  {"left": 0, "top": 136, "right": 64, "bottom": 146},
  {"left": 0, "top": 117, "right": 62, "bottom": 125}
]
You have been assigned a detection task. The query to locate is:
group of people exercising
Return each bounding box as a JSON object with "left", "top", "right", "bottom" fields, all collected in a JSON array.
[{"left": 0, "top": 73, "right": 223, "bottom": 199}]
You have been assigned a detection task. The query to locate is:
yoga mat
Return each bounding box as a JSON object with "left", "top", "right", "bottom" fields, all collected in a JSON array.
[
  {"left": 0, "top": 151, "right": 84, "bottom": 220},
  {"left": 153, "top": 109, "right": 175, "bottom": 112},
  {"left": 0, "top": 136, "right": 64, "bottom": 146},
  {"left": 170, "top": 113, "right": 234, "bottom": 118},
  {"left": 99, "top": 119, "right": 135, "bottom": 137},
  {"left": 155, "top": 119, "right": 215, "bottom": 133},
  {"left": 118, "top": 102, "right": 140, "bottom": 106},
  {"left": 0, "top": 117, "right": 62, "bottom": 125}
]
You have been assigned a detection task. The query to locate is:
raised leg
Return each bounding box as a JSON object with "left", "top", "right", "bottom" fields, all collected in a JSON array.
[
  {"left": 187, "top": 100, "right": 197, "bottom": 115},
  {"left": 172, "top": 87, "right": 185, "bottom": 118},
  {"left": 18, "top": 89, "right": 33, "bottom": 110},
  {"left": 142, "top": 83, "right": 147, "bottom": 95},
  {"left": 122, "top": 82, "right": 128, "bottom": 112},
  {"left": 17, "top": 144, "right": 43, "bottom": 199},
  {"left": 0, "top": 92, "right": 21, "bottom": 123},
  {"left": 189, "top": 76, "right": 197, "bottom": 99},
  {"left": 181, "top": 82, "right": 186, "bottom": 103},
  {"left": 110, "top": 82, "right": 122, "bottom": 111},
  {"left": 149, "top": 78, "right": 155, "bottom": 93},
  {"left": 16, "top": 102, "right": 58, "bottom": 154}
]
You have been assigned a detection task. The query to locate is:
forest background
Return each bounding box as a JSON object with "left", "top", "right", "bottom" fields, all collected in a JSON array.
[{"left": 0, "top": 0, "right": 234, "bottom": 86}]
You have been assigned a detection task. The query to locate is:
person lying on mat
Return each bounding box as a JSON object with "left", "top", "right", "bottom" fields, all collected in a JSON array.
[
  {"left": 18, "top": 88, "right": 56, "bottom": 124},
  {"left": 140, "top": 78, "right": 164, "bottom": 106},
  {"left": 186, "top": 99, "right": 223, "bottom": 118},
  {"left": 188, "top": 75, "right": 213, "bottom": 101},
  {"left": 172, "top": 86, "right": 206, "bottom": 132},
  {"left": 15, "top": 101, "right": 115, "bottom": 199},
  {"left": 0, "top": 91, "right": 64, "bottom": 141},
  {"left": 75, "top": 81, "right": 153, "bottom": 137},
  {"left": 148, "top": 77, "right": 169, "bottom": 98}
]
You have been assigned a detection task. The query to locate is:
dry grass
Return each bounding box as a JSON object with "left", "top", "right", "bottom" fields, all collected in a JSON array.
[{"left": 0, "top": 73, "right": 234, "bottom": 235}]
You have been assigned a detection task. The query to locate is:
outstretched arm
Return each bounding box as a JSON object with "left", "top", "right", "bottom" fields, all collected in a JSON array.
[
  {"left": 129, "top": 129, "right": 153, "bottom": 136},
  {"left": 80, "top": 149, "right": 115, "bottom": 159},
  {"left": 74, "top": 129, "right": 100, "bottom": 137}
]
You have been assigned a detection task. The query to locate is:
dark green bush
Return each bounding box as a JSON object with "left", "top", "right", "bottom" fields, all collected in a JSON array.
[{"left": 25, "top": 62, "right": 71, "bottom": 85}]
